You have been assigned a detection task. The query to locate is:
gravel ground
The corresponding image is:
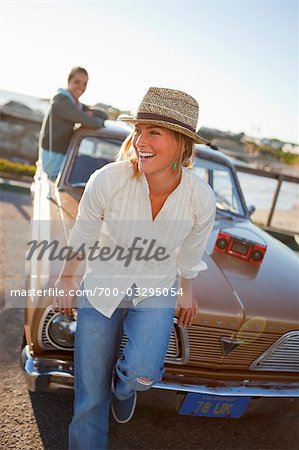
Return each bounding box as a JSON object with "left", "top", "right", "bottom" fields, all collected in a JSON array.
[{"left": 0, "top": 187, "right": 298, "bottom": 450}]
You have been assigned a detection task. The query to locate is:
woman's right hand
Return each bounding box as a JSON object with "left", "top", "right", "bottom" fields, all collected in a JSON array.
[{"left": 52, "top": 277, "right": 80, "bottom": 315}]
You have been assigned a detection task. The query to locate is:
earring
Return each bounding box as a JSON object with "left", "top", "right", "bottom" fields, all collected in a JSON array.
[{"left": 172, "top": 162, "right": 178, "bottom": 169}]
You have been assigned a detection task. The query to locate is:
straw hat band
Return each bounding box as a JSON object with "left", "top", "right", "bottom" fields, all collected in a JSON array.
[
  {"left": 136, "top": 112, "right": 195, "bottom": 132},
  {"left": 117, "top": 87, "right": 208, "bottom": 144},
  {"left": 142, "top": 101, "right": 197, "bottom": 122}
]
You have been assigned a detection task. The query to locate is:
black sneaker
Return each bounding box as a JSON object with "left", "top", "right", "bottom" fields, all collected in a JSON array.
[{"left": 111, "top": 374, "right": 137, "bottom": 424}]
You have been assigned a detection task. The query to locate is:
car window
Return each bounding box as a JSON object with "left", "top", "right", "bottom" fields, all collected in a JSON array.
[
  {"left": 194, "top": 157, "right": 245, "bottom": 216},
  {"left": 69, "top": 136, "right": 122, "bottom": 186}
]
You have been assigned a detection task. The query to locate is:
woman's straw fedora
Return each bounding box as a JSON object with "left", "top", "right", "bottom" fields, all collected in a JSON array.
[{"left": 118, "top": 87, "right": 207, "bottom": 144}]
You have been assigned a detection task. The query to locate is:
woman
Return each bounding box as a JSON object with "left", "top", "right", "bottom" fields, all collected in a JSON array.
[
  {"left": 53, "top": 87, "right": 216, "bottom": 450},
  {"left": 39, "top": 66, "right": 107, "bottom": 179}
]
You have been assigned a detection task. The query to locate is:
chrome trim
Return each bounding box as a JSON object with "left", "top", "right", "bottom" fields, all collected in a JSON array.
[
  {"left": 220, "top": 336, "right": 244, "bottom": 356},
  {"left": 153, "top": 380, "right": 299, "bottom": 397},
  {"left": 37, "top": 308, "right": 49, "bottom": 347},
  {"left": 21, "top": 345, "right": 299, "bottom": 396},
  {"left": 164, "top": 318, "right": 190, "bottom": 365},
  {"left": 21, "top": 345, "right": 74, "bottom": 392},
  {"left": 250, "top": 331, "right": 299, "bottom": 372}
]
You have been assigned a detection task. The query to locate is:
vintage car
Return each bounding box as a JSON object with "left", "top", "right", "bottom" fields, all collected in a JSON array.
[{"left": 21, "top": 120, "right": 299, "bottom": 419}]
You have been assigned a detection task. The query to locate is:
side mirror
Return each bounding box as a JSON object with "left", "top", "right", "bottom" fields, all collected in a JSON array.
[{"left": 248, "top": 205, "right": 256, "bottom": 216}]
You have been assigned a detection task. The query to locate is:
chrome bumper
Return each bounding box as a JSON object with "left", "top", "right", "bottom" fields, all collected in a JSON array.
[
  {"left": 21, "top": 345, "right": 299, "bottom": 397},
  {"left": 154, "top": 380, "right": 299, "bottom": 397},
  {"left": 21, "top": 345, "right": 74, "bottom": 391}
]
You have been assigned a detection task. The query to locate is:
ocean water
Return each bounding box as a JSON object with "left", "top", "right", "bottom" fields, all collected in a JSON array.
[
  {"left": 237, "top": 171, "right": 298, "bottom": 232},
  {"left": 237, "top": 172, "right": 299, "bottom": 211}
]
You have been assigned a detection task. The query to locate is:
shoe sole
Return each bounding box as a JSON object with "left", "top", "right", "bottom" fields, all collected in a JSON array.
[{"left": 111, "top": 391, "right": 137, "bottom": 424}]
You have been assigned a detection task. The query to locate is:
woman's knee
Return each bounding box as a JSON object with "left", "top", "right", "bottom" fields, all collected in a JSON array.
[
  {"left": 134, "top": 375, "right": 154, "bottom": 391},
  {"left": 116, "top": 354, "right": 165, "bottom": 392},
  {"left": 130, "top": 372, "right": 163, "bottom": 391}
]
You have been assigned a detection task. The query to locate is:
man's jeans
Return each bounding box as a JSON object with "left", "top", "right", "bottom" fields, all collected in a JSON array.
[
  {"left": 42, "top": 148, "right": 66, "bottom": 179},
  {"left": 68, "top": 285, "right": 177, "bottom": 450}
]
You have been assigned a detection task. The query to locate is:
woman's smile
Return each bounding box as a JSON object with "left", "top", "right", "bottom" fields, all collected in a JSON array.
[{"left": 138, "top": 151, "right": 156, "bottom": 163}]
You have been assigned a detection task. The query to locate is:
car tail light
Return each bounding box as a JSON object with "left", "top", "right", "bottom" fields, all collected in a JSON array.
[{"left": 214, "top": 231, "right": 267, "bottom": 264}]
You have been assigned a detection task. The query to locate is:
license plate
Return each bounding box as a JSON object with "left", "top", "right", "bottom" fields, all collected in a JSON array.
[{"left": 179, "top": 393, "right": 251, "bottom": 418}]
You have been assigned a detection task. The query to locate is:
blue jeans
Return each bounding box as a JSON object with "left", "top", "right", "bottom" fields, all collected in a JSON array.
[
  {"left": 68, "top": 285, "right": 177, "bottom": 450},
  {"left": 42, "top": 148, "right": 66, "bottom": 179}
]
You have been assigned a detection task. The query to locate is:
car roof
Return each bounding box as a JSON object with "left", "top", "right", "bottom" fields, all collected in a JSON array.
[
  {"left": 103, "top": 119, "right": 133, "bottom": 135},
  {"left": 195, "top": 144, "right": 234, "bottom": 167}
]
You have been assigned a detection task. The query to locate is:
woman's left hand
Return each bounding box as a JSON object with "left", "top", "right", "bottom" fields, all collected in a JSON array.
[{"left": 175, "top": 292, "right": 199, "bottom": 327}]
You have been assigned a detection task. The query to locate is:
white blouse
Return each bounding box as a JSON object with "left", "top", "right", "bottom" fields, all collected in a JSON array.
[{"left": 68, "top": 160, "right": 216, "bottom": 317}]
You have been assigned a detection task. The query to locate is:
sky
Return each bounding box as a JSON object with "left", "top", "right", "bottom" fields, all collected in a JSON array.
[{"left": 1, "top": 0, "right": 298, "bottom": 143}]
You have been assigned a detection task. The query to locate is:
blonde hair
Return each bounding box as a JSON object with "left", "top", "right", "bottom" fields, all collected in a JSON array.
[{"left": 116, "top": 128, "right": 195, "bottom": 178}]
